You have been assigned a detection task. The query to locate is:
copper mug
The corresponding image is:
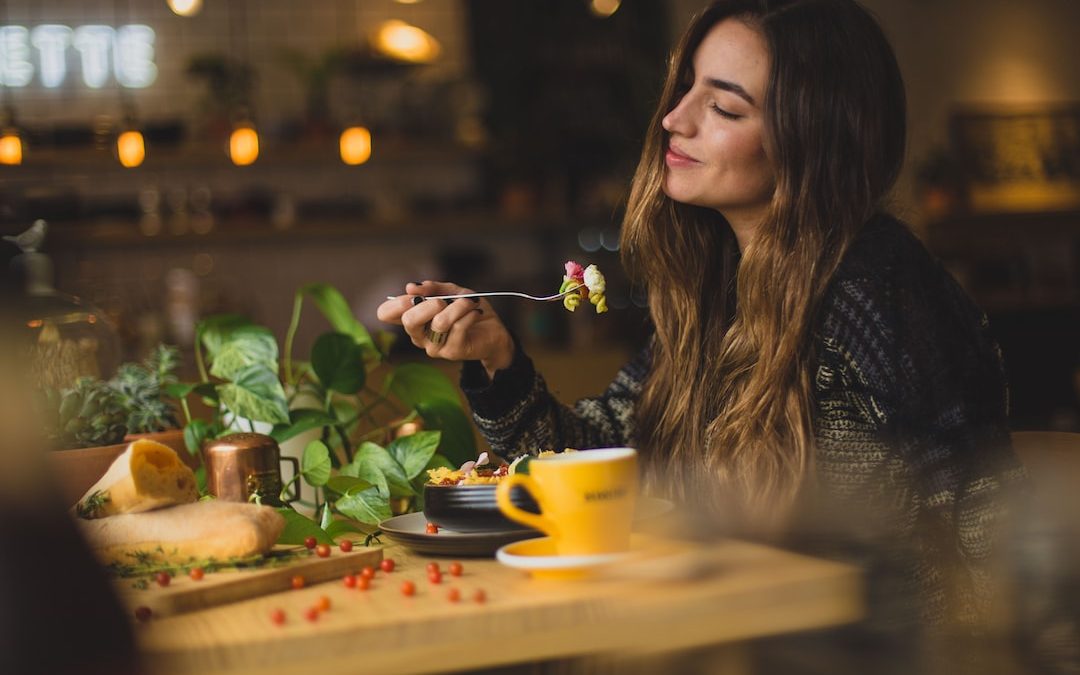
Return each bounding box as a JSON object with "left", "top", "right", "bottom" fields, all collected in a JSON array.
[{"left": 203, "top": 432, "right": 300, "bottom": 506}]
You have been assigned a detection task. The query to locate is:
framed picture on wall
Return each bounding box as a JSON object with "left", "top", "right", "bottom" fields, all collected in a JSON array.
[{"left": 949, "top": 104, "right": 1080, "bottom": 213}]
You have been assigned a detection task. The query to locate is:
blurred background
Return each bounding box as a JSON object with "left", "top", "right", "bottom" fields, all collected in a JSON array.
[{"left": 1, "top": 0, "right": 1078, "bottom": 431}]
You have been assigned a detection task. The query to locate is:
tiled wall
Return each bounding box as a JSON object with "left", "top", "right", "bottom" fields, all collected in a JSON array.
[{"left": 1, "top": 0, "right": 468, "bottom": 127}]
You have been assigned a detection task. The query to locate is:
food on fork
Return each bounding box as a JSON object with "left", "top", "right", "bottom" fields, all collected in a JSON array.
[{"left": 560, "top": 261, "right": 608, "bottom": 314}]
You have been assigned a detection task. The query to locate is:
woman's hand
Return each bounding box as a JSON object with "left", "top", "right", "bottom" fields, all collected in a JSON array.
[{"left": 376, "top": 281, "right": 514, "bottom": 379}]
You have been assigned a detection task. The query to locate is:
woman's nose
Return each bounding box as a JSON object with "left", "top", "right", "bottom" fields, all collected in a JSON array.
[{"left": 662, "top": 95, "right": 692, "bottom": 135}]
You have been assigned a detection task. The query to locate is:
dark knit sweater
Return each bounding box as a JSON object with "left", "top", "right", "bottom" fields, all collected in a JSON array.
[{"left": 460, "top": 215, "right": 1024, "bottom": 625}]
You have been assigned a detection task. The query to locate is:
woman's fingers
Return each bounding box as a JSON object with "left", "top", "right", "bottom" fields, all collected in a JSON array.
[{"left": 427, "top": 306, "right": 485, "bottom": 359}]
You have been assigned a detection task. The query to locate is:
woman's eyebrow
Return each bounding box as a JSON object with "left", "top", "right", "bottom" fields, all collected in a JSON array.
[{"left": 705, "top": 77, "right": 755, "bottom": 106}]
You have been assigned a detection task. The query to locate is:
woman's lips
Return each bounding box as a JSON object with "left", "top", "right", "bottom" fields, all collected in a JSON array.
[{"left": 665, "top": 145, "right": 699, "bottom": 167}]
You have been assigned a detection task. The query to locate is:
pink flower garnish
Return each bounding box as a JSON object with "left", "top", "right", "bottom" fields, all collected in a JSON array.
[{"left": 564, "top": 260, "right": 584, "bottom": 281}]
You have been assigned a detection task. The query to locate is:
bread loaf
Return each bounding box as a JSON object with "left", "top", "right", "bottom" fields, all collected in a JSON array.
[
  {"left": 75, "top": 438, "right": 198, "bottom": 518},
  {"left": 78, "top": 500, "right": 286, "bottom": 564}
]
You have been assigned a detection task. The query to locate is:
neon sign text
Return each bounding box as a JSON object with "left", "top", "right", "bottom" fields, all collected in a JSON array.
[{"left": 0, "top": 24, "right": 157, "bottom": 89}]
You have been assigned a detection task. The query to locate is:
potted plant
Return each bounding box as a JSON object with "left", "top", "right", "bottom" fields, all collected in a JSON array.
[
  {"left": 173, "top": 283, "right": 476, "bottom": 545},
  {"left": 41, "top": 344, "right": 186, "bottom": 504}
]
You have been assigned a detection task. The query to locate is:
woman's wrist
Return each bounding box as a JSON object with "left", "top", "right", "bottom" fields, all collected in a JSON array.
[{"left": 480, "top": 332, "right": 514, "bottom": 380}]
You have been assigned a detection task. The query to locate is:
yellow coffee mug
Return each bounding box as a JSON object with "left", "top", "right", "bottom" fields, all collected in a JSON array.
[{"left": 496, "top": 447, "right": 638, "bottom": 556}]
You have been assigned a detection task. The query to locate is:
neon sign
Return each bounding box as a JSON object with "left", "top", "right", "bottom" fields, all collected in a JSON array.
[{"left": 0, "top": 24, "right": 156, "bottom": 89}]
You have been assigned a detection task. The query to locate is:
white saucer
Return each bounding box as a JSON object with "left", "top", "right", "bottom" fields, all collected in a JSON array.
[{"left": 495, "top": 535, "right": 646, "bottom": 580}]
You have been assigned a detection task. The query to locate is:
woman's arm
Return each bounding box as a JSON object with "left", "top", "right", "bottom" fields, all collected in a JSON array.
[{"left": 459, "top": 338, "right": 651, "bottom": 459}]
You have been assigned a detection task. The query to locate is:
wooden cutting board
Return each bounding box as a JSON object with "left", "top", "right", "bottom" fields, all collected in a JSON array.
[{"left": 116, "top": 546, "right": 383, "bottom": 618}]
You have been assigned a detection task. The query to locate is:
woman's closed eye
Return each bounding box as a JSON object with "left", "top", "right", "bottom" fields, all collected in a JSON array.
[{"left": 710, "top": 103, "right": 743, "bottom": 120}]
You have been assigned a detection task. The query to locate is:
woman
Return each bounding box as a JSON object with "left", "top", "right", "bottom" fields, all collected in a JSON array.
[{"left": 377, "top": 0, "right": 1022, "bottom": 626}]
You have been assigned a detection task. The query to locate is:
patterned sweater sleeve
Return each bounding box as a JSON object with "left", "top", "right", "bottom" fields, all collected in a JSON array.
[
  {"left": 821, "top": 245, "right": 1025, "bottom": 624},
  {"left": 458, "top": 339, "right": 650, "bottom": 459}
]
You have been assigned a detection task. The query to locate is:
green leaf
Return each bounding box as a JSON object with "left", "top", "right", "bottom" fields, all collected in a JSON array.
[
  {"left": 320, "top": 504, "right": 334, "bottom": 530},
  {"left": 310, "top": 332, "right": 365, "bottom": 394},
  {"left": 389, "top": 363, "right": 462, "bottom": 408},
  {"left": 197, "top": 314, "right": 254, "bottom": 359},
  {"left": 340, "top": 453, "right": 390, "bottom": 498},
  {"left": 425, "top": 453, "right": 455, "bottom": 472},
  {"left": 209, "top": 327, "right": 279, "bottom": 382},
  {"left": 335, "top": 487, "right": 392, "bottom": 526},
  {"left": 351, "top": 441, "right": 414, "bottom": 498},
  {"left": 183, "top": 420, "right": 210, "bottom": 456},
  {"left": 275, "top": 507, "right": 332, "bottom": 545},
  {"left": 217, "top": 364, "right": 289, "bottom": 425},
  {"left": 324, "top": 519, "right": 367, "bottom": 541},
  {"left": 388, "top": 431, "right": 441, "bottom": 480},
  {"left": 270, "top": 408, "right": 337, "bottom": 444},
  {"left": 301, "top": 440, "right": 332, "bottom": 487},
  {"left": 417, "top": 400, "right": 477, "bottom": 467},
  {"left": 297, "top": 284, "right": 376, "bottom": 356},
  {"left": 165, "top": 382, "right": 197, "bottom": 399},
  {"left": 326, "top": 475, "right": 375, "bottom": 495}
]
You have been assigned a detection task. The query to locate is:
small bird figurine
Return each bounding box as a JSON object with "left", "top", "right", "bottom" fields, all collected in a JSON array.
[{"left": 3, "top": 219, "right": 47, "bottom": 253}]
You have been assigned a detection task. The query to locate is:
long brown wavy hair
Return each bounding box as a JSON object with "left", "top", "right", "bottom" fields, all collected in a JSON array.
[{"left": 623, "top": 0, "right": 906, "bottom": 523}]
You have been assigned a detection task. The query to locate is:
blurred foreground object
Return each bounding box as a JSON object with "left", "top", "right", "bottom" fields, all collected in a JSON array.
[
  {"left": 0, "top": 295, "right": 141, "bottom": 675},
  {"left": 5, "top": 220, "right": 121, "bottom": 389}
]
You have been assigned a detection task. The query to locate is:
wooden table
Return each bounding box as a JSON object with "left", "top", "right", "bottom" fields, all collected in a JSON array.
[{"left": 135, "top": 537, "right": 862, "bottom": 675}]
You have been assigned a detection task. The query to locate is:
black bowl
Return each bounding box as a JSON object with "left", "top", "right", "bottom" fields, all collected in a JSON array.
[{"left": 422, "top": 483, "right": 540, "bottom": 533}]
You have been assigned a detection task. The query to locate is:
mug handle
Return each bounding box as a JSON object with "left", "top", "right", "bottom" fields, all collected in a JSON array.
[
  {"left": 281, "top": 456, "right": 301, "bottom": 503},
  {"left": 496, "top": 474, "right": 558, "bottom": 538}
]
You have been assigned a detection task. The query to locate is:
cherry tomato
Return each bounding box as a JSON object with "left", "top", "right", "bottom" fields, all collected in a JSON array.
[
  {"left": 425, "top": 522, "right": 439, "bottom": 534},
  {"left": 304, "top": 606, "right": 319, "bottom": 622},
  {"left": 303, "top": 536, "right": 317, "bottom": 550},
  {"left": 270, "top": 608, "right": 286, "bottom": 626},
  {"left": 473, "top": 588, "right": 487, "bottom": 604},
  {"left": 316, "top": 544, "right": 331, "bottom": 558},
  {"left": 339, "top": 540, "right": 353, "bottom": 553},
  {"left": 447, "top": 588, "right": 461, "bottom": 603},
  {"left": 400, "top": 580, "right": 416, "bottom": 596},
  {"left": 448, "top": 562, "right": 463, "bottom": 577},
  {"left": 357, "top": 576, "right": 371, "bottom": 591},
  {"left": 291, "top": 575, "right": 305, "bottom": 590},
  {"left": 428, "top": 571, "right": 442, "bottom": 584},
  {"left": 360, "top": 566, "right": 375, "bottom": 579},
  {"left": 426, "top": 562, "right": 440, "bottom": 575},
  {"left": 317, "top": 595, "right": 331, "bottom": 612},
  {"left": 189, "top": 567, "right": 205, "bottom": 581},
  {"left": 380, "top": 558, "right": 395, "bottom": 573},
  {"left": 343, "top": 574, "right": 357, "bottom": 589},
  {"left": 134, "top": 606, "right": 152, "bottom": 622},
  {"left": 155, "top": 571, "right": 171, "bottom": 587}
]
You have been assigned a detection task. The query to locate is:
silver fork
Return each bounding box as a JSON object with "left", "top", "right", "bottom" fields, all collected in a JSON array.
[{"left": 386, "top": 284, "right": 584, "bottom": 303}]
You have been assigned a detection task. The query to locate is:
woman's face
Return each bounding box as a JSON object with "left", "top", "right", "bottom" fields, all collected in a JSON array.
[{"left": 662, "top": 19, "right": 774, "bottom": 231}]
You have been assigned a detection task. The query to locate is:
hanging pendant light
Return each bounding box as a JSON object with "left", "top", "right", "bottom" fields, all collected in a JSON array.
[
  {"left": 167, "top": 0, "right": 203, "bottom": 17},
  {"left": 116, "top": 129, "right": 145, "bottom": 168},
  {"left": 229, "top": 123, "right": 259, "bottom": 166},
  {"left": 372, "top": 20, "right": 441, "bottom": 64},
  {"left": 339, "top": 125, "right": 372, "bottom": 165},
  {"left": 0, "top": 127, "right": 22, "bottom": 165},
  {"left": 589, "top": 0, "right": 621, "bottom": 18}
]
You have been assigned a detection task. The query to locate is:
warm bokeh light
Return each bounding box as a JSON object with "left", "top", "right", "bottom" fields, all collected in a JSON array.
[
  {"left": 373, "top": 20, "right": 441, "bottom": 64},
  {"left": 116, "top": 130, "right": 145, "bottom": 168},
  {"left": 339, "top": 126, "right": 372, "bottom": 165},
  {"left": 590, "top": 0, "right": 621, "bottom": 18},
  {"left": 0, "top": 130, "right": 23, "bottom": 165},
  {"left": 167, "top": 0, "right": 203, "bottom": 17},
  {"left": 229, "top": 126, "right": 259, "bottom": 166}
]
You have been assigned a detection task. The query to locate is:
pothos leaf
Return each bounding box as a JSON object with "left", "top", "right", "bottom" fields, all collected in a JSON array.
[
  {"left": 216, "top": 364, "right": 289, "bottom": 425},
  {"left": 334, "top": 487, "right": 392, "bottom": 526},
  {"left": 311, "top": 332, "right": 365, "bottom": 394},
  {"left": 388, "top": 431, "right": 441, "bottom": 480},
  {"left": 301, "top": 440, "right": 332, "bottom": 487},
  {"left": 275, "top": 507, "right": 333, "bottom": 545}
]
